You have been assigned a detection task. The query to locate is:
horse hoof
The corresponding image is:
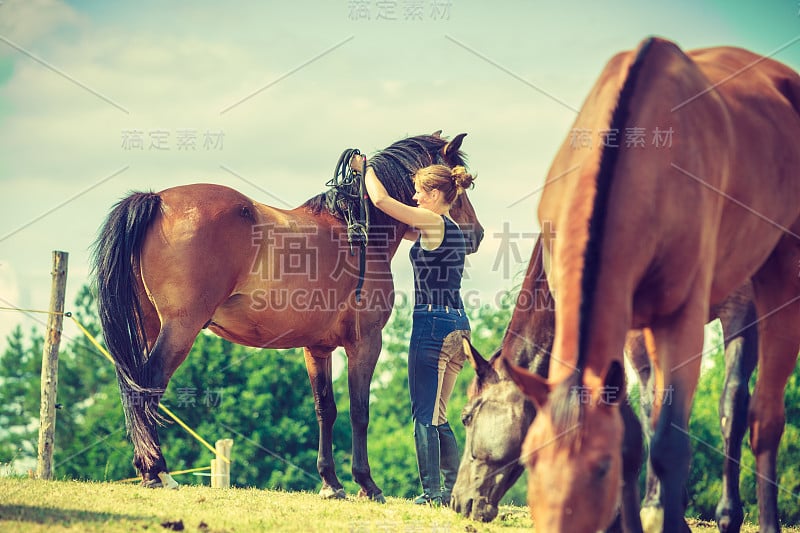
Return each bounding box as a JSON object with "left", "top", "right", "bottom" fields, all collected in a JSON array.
[
  {"left": 158, "top": 472, "right": 180, "bottom": 490},
  {"left": 142, "top": 478, "right": 163, "bottom": 489},
  {"left": 716, "top": 513, "right": 743, "bottom": 533},
  {"left": 640, "top": 505, "right": 664, "bottom": 533},
  {"left": 716, "top": 505, "right": 744, "bottom": 533},
  {"left": 357, "top": 488, "right": 386, "bottom": 503},
  {"left": 319, "top": 486, "right": 346, "bottom": 499}
]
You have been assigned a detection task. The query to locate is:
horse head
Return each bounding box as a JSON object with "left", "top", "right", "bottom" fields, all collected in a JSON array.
[
  {"left": 504, "top": 358, "right": 627, "bottom": 532},
  {"left": 435, "top": 131, "right": 484, "bottom": 254},
  {"left": 368, "top": 131, "right": 484, "bottom": 253},
  {"left": 452, "top": 340, "right": 535, "bottom": 522}
]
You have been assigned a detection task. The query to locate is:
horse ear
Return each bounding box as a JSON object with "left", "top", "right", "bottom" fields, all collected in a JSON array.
[
  {"left": 442, "top": 133, "right": 467, "bottom": 165},
  {"left": 598, "top": 359, "right": 625, "bottom": 406},
  {"left": 502, "top": 356, "right": 550, "bottom": 409},
  {"left": 431, "top": 130, "right": 443, "bottom": 138},
  {"left": 463, "top": 339, "right": 498, "bottom": 386}
]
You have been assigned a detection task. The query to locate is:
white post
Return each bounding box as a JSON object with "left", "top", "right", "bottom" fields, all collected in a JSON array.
[{"left": 211, "top": 438, "right": 233, "bottom": 488}]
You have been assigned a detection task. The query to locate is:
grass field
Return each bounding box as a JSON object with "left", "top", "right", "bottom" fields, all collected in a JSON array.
[{"left": 0, "top": 477, "right": 786, "bottom": 532}]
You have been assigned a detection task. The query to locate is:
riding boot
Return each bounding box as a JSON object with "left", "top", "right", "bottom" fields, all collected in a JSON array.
[
  {"left": 437, "top": 421, "right": 460, "bottom": 507},
  {"left": 413, "top": 419, "right": 442, "bottom": 506}
]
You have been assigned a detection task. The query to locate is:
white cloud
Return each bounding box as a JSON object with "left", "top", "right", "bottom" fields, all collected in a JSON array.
[{"left": 0, "top": 0, "right": 84, "bottom": 52}]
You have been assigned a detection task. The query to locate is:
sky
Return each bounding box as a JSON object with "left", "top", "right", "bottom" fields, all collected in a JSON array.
[{"left": 1, "top": 0, "right": 799, "bottom": 354}]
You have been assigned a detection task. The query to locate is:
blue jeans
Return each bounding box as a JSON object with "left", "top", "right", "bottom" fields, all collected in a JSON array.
[{"left": 408, "top": 304, "right": 471, "bottom": 426}]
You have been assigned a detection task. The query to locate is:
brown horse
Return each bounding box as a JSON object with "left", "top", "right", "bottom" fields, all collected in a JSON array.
[
  {"left": 452, "top": 235, "right": 758, "bottom": 532},
  {"left": 504, "top": 38, "right": 800, "bottom": 532},
  {"left": 92, "top": 132, "right": 484, "bottom": 498}
]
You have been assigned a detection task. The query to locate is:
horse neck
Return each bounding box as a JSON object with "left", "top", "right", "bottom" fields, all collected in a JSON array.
[
  {"left": 373, "top": 221, "right": 409, "bottom": 260},
  {"left": 501, "top": 237, "right": 555, "bottom": 372},
  {"left": 544, "top": 39, "right": 667, "bottom": 385}
]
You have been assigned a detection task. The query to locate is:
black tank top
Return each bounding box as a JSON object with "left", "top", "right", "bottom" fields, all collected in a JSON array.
[{"left": 409, "top": 216, "right": 466, "bottom": 308}]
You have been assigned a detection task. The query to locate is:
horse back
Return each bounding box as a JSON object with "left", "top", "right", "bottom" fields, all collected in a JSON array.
[
  {"left": 141, "top": 183, "right": 259, "bottom": 294},
  {"left": 689, "top": 47, "right": 800, "bottom": 299},
  {"left": 140, "top": 183, "right": 392, "bottom": 349}
]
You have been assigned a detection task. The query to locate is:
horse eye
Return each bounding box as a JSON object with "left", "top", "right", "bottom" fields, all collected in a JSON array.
[
  {"left": 593, "top": 457, "right": 612, "bottom": 480},
  {"left": 461, "top": 400, "right": 479, "bottom": 426}
]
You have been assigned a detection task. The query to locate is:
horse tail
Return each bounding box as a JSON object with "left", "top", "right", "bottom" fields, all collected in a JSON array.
[{"left": 92, "top": 191, "right": 164, "bottom": 470}]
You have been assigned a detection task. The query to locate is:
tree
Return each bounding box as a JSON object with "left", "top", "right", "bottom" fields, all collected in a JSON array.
[
  {"left": 53, "top": 284, "right": 127, "bottom": 481},
  {"left": 684, "top": 323, "right": 800, "bottom": 526},
  {"left": 0, "top": 325, "right": 43, "bottom": 470}
]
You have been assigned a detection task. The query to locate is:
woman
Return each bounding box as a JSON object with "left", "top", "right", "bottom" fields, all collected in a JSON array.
[{"left": 354, "top": 154, "right": 475, "bottom": 506}]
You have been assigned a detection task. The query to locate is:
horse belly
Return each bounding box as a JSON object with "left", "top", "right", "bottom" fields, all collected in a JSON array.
[{"left": 209, "top": 291, "right": 341, "bottom": 348}]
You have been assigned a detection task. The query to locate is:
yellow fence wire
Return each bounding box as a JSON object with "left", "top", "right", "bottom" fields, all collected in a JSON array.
[{"left": 1, "top": 305, "right": 230, "bottom": 477}]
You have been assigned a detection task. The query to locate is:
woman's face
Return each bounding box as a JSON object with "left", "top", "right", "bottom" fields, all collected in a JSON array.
[{"left": 413, "top": 183, "right": 440, "bottom": 211}]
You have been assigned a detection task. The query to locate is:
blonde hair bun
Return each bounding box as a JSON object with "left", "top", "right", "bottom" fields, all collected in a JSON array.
[
  {"left": 413, "top": 164, "right": 476, "bottom": 204},
  {"left": 450, "top": 165, "right": 475, "bottom": 194}
]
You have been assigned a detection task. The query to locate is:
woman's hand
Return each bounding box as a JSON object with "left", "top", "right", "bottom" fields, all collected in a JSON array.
[{"left": 350, "top": 153, "right": 366, "bottom": 174}]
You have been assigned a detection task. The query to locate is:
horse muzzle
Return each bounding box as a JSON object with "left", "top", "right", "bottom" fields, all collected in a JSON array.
[
  {"left": 452, "top": 493, "right": 498, "bottom": 522},
  {"left": 464, "top": 225, "right": 484, "bottom": 255}
]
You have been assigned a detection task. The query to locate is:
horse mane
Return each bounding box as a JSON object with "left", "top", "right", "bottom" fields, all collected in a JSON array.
[
  {"left": 552, "top": 38, "right": 656, "bottom": 446},
  {"left": 303, "top": 134, "right": 466, "bottom": 232},
  {"left": 549, "top": 372, "right": 584, "bottom": 449},
  {"left": 577, "top": 37, "right": 655, "bottom": 368}
]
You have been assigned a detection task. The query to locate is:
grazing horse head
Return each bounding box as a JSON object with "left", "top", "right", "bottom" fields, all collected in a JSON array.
[
  {"left": 505, "top": 359, "right": 627, "bottom": 532},
  {"left": 452, "top": 235, "right": 553, "bottom": 521},
  {"left": 455, "top": 343, "right": 536, "bottom": 522}
]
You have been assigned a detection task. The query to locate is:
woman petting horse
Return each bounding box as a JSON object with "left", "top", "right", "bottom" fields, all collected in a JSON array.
[
  {"left": 92, "top": 132, "right": 484, "bottom": 500},
  {"left": 505, "top": 38, "right": 800, "bottom": 532},
  {"left": 350, "top": 153, "right": 476, "bottom": 506}
]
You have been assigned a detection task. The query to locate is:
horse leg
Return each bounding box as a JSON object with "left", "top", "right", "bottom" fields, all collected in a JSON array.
[
  {"left": 303, "top": 347, "right": 345, "bottom": 499},
  {"left": 749, "top": 247, "right": 800, "bottom": 533},
  {"left": 643, "top": 298, "right": 706, "bottom": 533},
  {"left": 118, "top": 290, "right": 169, "bottom": 488},
  {"left": 715, "top": 304, "right": 758, "bottom": 533},
  {"left": 618, "top": 399, "right": 644, "bottom": 533},
  {"left": 749, "top": 320, "right": 798, "bottom": 533},
  {"left": 344, "top": 331, "right": 385, "bottom": 502},
  {"left": 603, "top": 399, "right": 645, "bottom": 533},
  {"left": 130, "top": 320, "right": 199, "bottom": 488},
  {"left": 625, "top": 330, "right": 663, "bottom": 526}
]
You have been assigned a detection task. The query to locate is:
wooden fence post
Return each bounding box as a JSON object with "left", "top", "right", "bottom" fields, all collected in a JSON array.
[
  {"left": 37, "top": 251, "right": 68, "bottom": 480},
  {"left": 211, "top": 438, "right": 233, "bottom": 488}
]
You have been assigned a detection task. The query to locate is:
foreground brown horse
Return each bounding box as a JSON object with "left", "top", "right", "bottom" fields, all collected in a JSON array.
[
  {"left": 92, "top": 132, "right": 484, "bottom": 498},
  {"left": 452, "top": 236, "right": 757, "bottom": 533},
  {"left": 506, "top": 38, "right": 800, "bottom": 532}
]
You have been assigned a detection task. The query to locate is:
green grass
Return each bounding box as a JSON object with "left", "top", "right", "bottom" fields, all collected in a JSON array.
[
  {"left": 0, "top": 478, "right": 791, "bottom": 532},
  {"left": 0, "top": 478, "right": 531, "bottom": 533}
]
